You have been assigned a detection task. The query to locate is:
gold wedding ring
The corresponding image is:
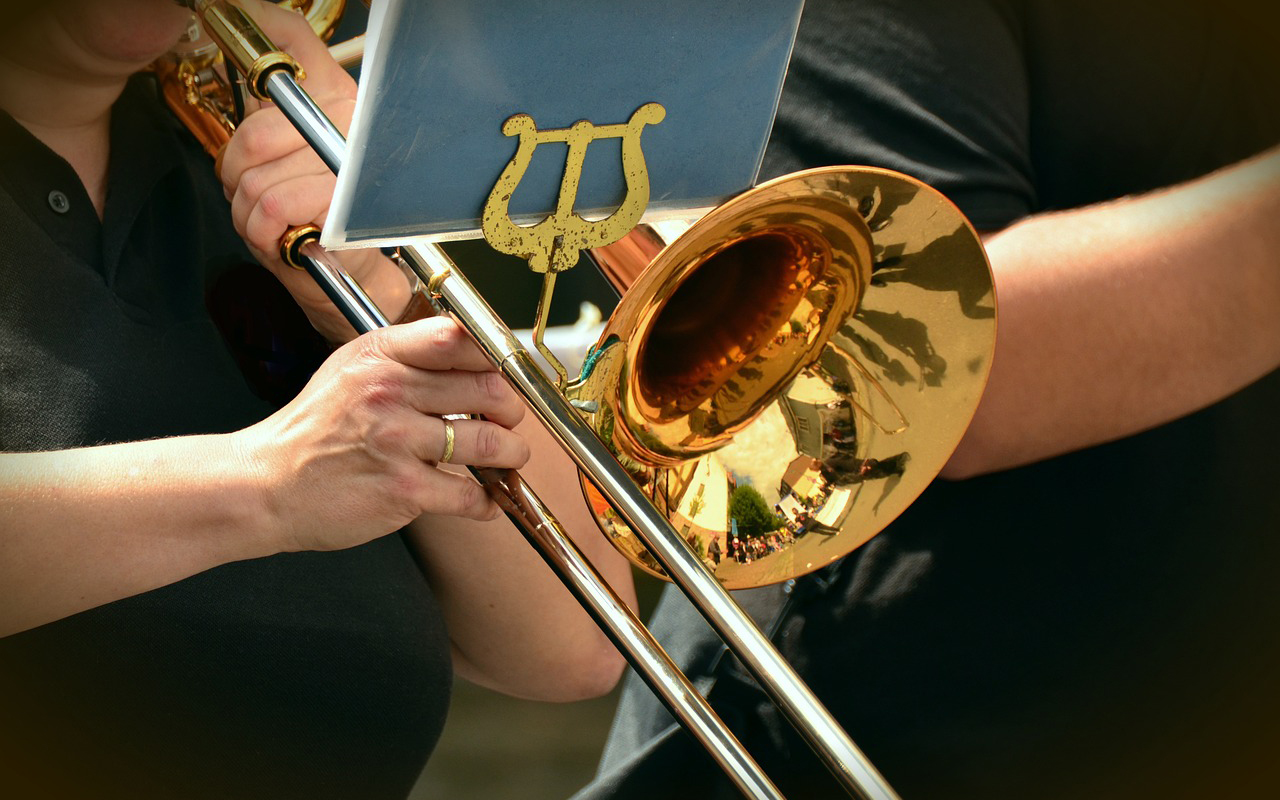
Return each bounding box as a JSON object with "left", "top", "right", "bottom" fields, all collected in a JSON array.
[{"left": 439, "top": 417, "right": 456, "bottom": 464}]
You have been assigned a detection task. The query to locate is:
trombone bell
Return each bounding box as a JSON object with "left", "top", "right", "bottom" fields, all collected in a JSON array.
[{"left": 577, "top": 167, "right": 996, "bottom": 589}]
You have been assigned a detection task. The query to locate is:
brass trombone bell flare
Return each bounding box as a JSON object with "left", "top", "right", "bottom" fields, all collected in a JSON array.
[{"left": 576, "top": 167, "right": 997, "bottom": 589}]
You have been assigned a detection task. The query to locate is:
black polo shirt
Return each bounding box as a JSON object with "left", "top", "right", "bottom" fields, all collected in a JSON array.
[{"left": 0, "top": 76, "right": 452, "bottom": 800}]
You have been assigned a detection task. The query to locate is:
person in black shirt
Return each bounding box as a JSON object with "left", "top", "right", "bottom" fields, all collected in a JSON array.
[
  {"left": 579, "top": 1, "right": 1280, "bottom": 798},
  {"left": 0, "top": 2, "right": 634, "bottom": 798}
]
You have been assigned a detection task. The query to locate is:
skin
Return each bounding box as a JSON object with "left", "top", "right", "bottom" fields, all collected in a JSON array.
[
  {"left": 945, "top": 147, "right": 1280, "bottom": 478},
  {"left": 0, "top": 0, "right": 633, "bottom": 701}
]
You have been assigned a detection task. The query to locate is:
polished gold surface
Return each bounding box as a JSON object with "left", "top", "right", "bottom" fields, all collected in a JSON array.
[
  {"left": 244, "top": 50, "right": 305, "bottom": 98},
  {"left": 280, "top": 223, "right": 323, "bottom": 269},
  {"left": 575, "top": 167, "right": 996, "bottom": 588}
]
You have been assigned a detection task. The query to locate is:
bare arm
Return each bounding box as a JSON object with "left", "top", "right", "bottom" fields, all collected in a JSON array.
[
  {"left": 944, "top": 146, "right": 1280, "bottom": 478},
  {"left": 0, "top": 435, "right": 272, "bottom": 635},
  {"left": 0, "top": 320, "right": 527, "bottom": 637}
]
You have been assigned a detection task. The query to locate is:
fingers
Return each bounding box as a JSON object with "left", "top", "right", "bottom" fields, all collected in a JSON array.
[
  {"left": 221, "top": 94, "right": 355, "bottom": 195},
  {"left": 362, "top": 321, "right": 527, "bottom": 430},
  {"left": 367, "top": 317, "right": 506, "bottom": 373},
  {"left": 412, "top": 469, "right": 502, "bottom": 521},
  {"left": 229, "top": 145, "right": 329, "bottom": 220},
  {"left": 219, "top": 0, "right": 359, "bottom": 263},
  {"left": 409, "top": 416, "right": 530, "bottom": 470},
  {"left": 329, "top": 316, "right": 524, "bottom": 422},
  {"left": 361, "top": 411, "right": 527, "bottom": 523},
  {"left": 356, "top": 361, "right": 525, "bottom": 432},
  {"left": 242, "top": 172, "right": 337, "bottom": 257},
  {"left": 400, "top": 370, "right": 525, "bottom": 430},
  {"left": 220, "top": 97, "right": 354, "bottom": 246}
]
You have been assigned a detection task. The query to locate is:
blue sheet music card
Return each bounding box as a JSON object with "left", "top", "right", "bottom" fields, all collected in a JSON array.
[{"left": 325, "top": 0, "right": 804, "bottom": 251}]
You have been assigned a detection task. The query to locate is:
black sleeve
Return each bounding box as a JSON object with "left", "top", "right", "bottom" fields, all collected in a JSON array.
[{"left": 762, "top": 0, "right": 1036, "bottom": 230}]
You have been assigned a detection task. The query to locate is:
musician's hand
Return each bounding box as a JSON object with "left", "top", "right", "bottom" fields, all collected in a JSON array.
[
  {"left": 236, "top": 317, "right": 528, "bottom": 552},
  {"left": 219, "top": 0, "right": 412, "bottom": 342}
]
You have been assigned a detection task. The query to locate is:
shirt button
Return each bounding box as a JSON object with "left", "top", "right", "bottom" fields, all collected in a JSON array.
[{"left": 47, "top": 190, "right": 71, "bottom": 214}]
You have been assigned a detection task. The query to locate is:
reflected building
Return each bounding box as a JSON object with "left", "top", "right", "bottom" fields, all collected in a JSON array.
[
  {"left": 662, "top": 456, "right": 733, "bottom": 567},
  {"left": 778, "top": 372, "right": 843, "bottom": 458},
  {"left": 780, "top": 456, "right": 825, "bottom": 505}
]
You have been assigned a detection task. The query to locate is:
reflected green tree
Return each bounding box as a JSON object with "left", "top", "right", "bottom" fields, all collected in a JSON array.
[{"left": 729, "top": 485, "right": 782, "bottom": 538}]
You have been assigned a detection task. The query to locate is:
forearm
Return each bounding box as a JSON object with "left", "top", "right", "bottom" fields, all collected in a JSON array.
[
  {"left": 0, "top": 319, "right": 533, "bottom": 637},
  {"left": 408, "top": 417, "right": 635, "bottom": 702},
  {"left": 944, "top": 146, "right": 1280, "bottom": 477},
  {"left": 0, "top": 435, "right": 273, "bottom": 636}
]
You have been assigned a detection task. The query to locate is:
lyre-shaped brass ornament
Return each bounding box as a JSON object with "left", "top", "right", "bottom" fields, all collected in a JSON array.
[
  {"left": 481, "top": 102, "right": 666, "bottom": 384},
  {"left": 482, "top": 102, "right": 666, "bottom": 273}
]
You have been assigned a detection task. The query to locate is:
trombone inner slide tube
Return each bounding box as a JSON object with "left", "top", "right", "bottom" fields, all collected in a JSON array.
[{"left": 474, "top": 465, "right": 784, "bottom": 800}]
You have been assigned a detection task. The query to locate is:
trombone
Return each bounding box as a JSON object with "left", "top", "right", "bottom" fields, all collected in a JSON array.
[{"left": 165, "top": 2, "right": 997, "bottom": 798}]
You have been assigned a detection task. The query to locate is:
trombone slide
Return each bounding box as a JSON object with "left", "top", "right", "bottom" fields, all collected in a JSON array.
[{"left": 185, "top": 2, "right": 903, "bottom": 796}]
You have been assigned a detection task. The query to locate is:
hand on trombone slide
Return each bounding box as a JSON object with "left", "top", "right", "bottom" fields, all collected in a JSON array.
[{"left": 219, "top": 0, "right": 412, "bottom": 342}]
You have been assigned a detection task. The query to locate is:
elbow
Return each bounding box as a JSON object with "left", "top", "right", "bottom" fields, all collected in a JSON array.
[
  {"left": 542, "top": 638, "right": 627, "bottom": 702},
  {"left": 460, "top": 633, "right": 627, "bottom": 703},
  {"left": 937, "top": 441, "right": 988, "bottom": 481}
]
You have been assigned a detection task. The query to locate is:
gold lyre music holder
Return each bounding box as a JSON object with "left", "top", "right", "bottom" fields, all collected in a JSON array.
[{"left": 480, "top": 102, "right": 666, "bottom": 386}]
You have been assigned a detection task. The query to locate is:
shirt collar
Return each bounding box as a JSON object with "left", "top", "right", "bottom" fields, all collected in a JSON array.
[
  {"left": 0, "top": 72, "right": 185, "bottom": 282},
  {"left": 0, "top": 104, "right": 102, "bottom": 271}
]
